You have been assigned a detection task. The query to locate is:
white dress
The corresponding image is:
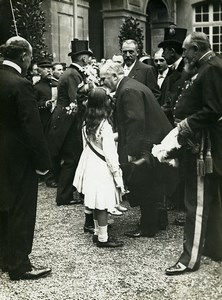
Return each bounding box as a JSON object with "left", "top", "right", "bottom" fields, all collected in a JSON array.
[{"left": 73, "top": 119, "right": 123, "bottom": 212}]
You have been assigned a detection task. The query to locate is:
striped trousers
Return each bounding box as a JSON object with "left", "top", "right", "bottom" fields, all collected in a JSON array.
[{"left": 179, "top": 149, "right": 222, "bottom": 270}]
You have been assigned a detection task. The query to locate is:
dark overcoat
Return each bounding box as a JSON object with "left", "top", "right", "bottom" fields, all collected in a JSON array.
[
  {"left": 115, "top": 77, "right": 177, "bottom": 204},
  {"left": 0, "top": 64, "right": 51, "bottom": 210}
]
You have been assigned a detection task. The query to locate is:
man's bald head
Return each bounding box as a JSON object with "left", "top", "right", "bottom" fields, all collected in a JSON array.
[{"left": 1, "top": 36, "right": 33, "bottom": 74}]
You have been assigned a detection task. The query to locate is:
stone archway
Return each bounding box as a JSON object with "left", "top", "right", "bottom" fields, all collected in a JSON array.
[{"left": 145, "top": 0, "right": 173, "bottom": 55}]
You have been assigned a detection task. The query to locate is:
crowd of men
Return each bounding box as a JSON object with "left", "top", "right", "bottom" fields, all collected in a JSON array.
[{"left": 0, "top": 25, "right": 222, "bottom": 281}]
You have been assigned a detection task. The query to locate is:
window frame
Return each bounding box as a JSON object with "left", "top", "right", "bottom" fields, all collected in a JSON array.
[{"left": 192, "top": 2, "right": 222, "bottom": 54}]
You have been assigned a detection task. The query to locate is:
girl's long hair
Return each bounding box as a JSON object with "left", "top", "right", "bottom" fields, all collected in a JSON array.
[{"left": 85, "top": 87, "right": 113, "bottom": 140}]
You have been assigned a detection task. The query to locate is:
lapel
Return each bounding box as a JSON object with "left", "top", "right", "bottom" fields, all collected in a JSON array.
[
  {"left": 115, "top": 77, "right": 129, "bottom": 99},
  {"left": 128, "top": 60, "right": 140, "bottom": 79}
]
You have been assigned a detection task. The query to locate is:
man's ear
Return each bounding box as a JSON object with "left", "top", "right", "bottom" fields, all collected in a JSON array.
[
  {"left": 21, "top": 52, "right": 27, "bottom": 62},
  {"left": 82, "top": 55, "right": 89, "bottom": 63},
  {"left": 113, "top": 73, "right": 118, "bottom": 82}
]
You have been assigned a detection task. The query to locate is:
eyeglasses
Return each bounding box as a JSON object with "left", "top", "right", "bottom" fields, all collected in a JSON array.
[{"left": 154, "top": 59, "right": 165, "bottom": 63}]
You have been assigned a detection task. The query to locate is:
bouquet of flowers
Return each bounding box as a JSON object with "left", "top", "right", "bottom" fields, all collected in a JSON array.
[
  {"left": 65, "top": 102, "right": 78, "bottom": 115},
  {"left": 83, "top": 64, "right": 100, "bottom": 87}
]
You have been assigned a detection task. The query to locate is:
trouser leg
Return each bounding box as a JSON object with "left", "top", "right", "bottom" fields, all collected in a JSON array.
[
  {"left": 179, "top": 152, "right": 212, "bottom": 270},
  {"left": 0, "top": 211, "right": 8, "bottom": 270},
  {"left": 8, "top": 167, "right": 38, "bottom": 278},
  {"left": 56, "top": 122, "right": 82, "bottom": 205},
  {"left": 203, "top": 173, "right": 222, "bottom": 261}
]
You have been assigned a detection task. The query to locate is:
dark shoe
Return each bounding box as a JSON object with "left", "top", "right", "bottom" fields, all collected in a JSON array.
[
  {"left": 84, "top": 225, "right": 94, "bottom": 234},
  {"left": 57, "top": 199, "right": 83, "bottom": 206},
  {"left": 92, "top": 234, "right": 98, "bottom": 243},
  {"left": 46, "top": 181, "right": 58, "bottom": 188},
  {"left": 165, "top": 262, "right": 191, "bottom": 276},
  {"left": 173, "top": 217, "right": 185, "bottom": 226},
  {"left": 124, "top": 229, "right": 155, "bottom": 238},
  {"left": 97, "top": 239, "right": 124, "bottom": 248},
  {"left": 10, "top": 266, "right": 52, "bottom": 281}
]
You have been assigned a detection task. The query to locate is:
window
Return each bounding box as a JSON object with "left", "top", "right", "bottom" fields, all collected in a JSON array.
[{"left": 193, "top": 2, "right": 222, "bottom": 54}]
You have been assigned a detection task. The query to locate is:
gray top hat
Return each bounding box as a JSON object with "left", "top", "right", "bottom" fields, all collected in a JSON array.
[
  {"left": 158, "top": 25, "right": 187, "bottom": 48},
  {"left": 68, "top": 39, "right": 93, "bottom": 56}
]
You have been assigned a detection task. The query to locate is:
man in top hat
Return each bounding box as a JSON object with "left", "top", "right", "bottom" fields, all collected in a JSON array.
[
  {"left": 157, "top": 25, "right": 188, "bottom": 217},
  {"left": 47, "top": 39, "right": 93, "bottom": 206}
]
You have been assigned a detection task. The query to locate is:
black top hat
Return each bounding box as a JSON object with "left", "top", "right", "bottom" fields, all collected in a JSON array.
[
  {"left": 68, "top": 39, "right": 93, "bottom": 57},
  {"left": 37, "top": 59, "right": 52, "bottom": 68},
  {"left": 158, "top": 25, "right": 187, "bottom": 48}
]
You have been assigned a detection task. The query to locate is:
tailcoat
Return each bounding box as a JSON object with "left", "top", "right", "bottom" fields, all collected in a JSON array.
[
  {"left": 47, "top": 64, "right": 85, "bottom": 204},
  {"left": 174, "top": 53, "right": 222, "bottom": 268},
  {"left": 0, "top": 64, "right": 51, "bottom": 276}
]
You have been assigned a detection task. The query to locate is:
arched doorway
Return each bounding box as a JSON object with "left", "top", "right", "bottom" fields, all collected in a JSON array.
[{"left": 146, "top": 0, "right": 172, "bottom": 55}]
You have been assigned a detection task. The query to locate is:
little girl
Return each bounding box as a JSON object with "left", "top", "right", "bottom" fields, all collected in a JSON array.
[{"left": 73, "top": 87, "right": 125, "bottom": 248}]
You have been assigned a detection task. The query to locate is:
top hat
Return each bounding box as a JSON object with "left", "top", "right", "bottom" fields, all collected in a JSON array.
[
  {"left": 37, "top": 59, "right": 52, "bottom": 68},
  {"left": 68, "top": 39, "right": 93, "bottom": 57},
  {"left": 158, "top": 25, "right": 187, "bottom": 48}
]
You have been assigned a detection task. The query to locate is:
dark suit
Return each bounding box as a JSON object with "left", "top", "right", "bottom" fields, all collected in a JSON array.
[
  {"left": 127, "top": 60, "right": 161, "bottom": 100},
  {"left": 34, "top": 78, "right": 59, "bottom": 185},
  {"left": 159, "top": 59, "right": 185, "bottom": 125},
  {"left": 34, "top": 78, "right": 53, "bottom": 131},
  {"left": 0, "top": 63, "right": 51, "bottom": 277},
  {"left": 175, "top": 53, "right": 222, "bottom": 269},
  {"left": 115, "top": 77, "right": 176, "bottom": 235},
  {"left": 47, "top": 64, "right": 85, "bottom": 204}
]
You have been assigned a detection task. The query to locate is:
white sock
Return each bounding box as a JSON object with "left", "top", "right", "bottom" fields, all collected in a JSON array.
[
  {"left": 94, "top": 220, "right": 99, "bottom": 236},
  {"left": 98, "top": 225, "right": 108, "bottom": 242}
]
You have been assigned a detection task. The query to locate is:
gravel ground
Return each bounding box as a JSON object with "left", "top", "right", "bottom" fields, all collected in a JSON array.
[{"left": 1, "top": 183, "right": 222, "bottom": 300}]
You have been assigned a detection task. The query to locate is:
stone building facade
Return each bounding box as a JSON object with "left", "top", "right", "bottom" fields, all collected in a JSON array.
[{"left": 0, "top": 0, "right": 221, "bottom": 64}]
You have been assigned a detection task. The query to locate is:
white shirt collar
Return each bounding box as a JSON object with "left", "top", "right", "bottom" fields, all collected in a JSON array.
[
  {"left": 123, "top": 60, "right": 136, "bottom": 76},
  {"left": 3, "top": 60, "right": 22, "bottom": 74},
  {"left": 158, "top": 67, "right": 169, "bottom": 77},
  {"left": 172, "top": 57, "right": 182, "bottom": 70},
  {"left": 71, "top": 62, "right": 84, "bottom": 72}
]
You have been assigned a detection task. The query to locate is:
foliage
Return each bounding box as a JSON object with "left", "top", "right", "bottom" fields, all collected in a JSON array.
[
  {"left": 10, "top": 0, "right": 52, "bottom": 63},
  {"left": 118, "top": 16, "right": 144, "bottom": 57}
]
